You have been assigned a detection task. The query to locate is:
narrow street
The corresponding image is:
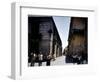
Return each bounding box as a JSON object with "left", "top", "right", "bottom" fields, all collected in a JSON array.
[
  {"left": 30, "top": 55, "right": 73, "bottom": 66},
  {"left": 51, "top": 56, "right": 66, "bottom": 66}
]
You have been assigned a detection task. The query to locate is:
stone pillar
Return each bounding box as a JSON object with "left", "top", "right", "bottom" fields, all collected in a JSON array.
[
  {"left": 54, "top": 42, "right": 57, "bottom": 58},
  {"left": 50, "top": 33, "right": 53, "bottom": 56},
  {"left": 57, "top": 47, "right": 59, "bottom": 57}
]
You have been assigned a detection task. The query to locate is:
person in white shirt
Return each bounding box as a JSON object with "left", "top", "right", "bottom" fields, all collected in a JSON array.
[{"left": 38, "top": 52, "right": 43, "bottom": 66}]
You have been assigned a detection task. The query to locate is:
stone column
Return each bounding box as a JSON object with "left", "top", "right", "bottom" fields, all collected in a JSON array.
[
  {"left": 50, "top": 33, "right": 53, "bottom": 56},
  {"left": 54, "top": 42, "right": 57, "bottom": 58},
  {"left": 57, "top": 47, "right": 59, "bottom": 57}
]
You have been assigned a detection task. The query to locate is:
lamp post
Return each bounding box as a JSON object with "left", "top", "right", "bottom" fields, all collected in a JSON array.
[{"left": 46, "top": 29, "right": 53, "bottom": 66}]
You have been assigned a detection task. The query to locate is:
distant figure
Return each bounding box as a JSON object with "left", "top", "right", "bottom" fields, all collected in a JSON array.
[
  {"left": 31, "top": 53, "right": 36, "bottom": 66},
  {"left": 46, "top": 54, "right": 52, "bottom": 66},
  {"left": 38, "top": 53, "right": 43, "bottom": 66}
]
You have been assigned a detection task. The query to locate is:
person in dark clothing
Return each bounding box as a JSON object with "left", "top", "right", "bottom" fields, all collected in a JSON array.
[
  {"left": 30, "top": 53, "right": 37, "bottom": 66},
  {"left": 46, "top": 55, "right": 51, "bottom": 66}
]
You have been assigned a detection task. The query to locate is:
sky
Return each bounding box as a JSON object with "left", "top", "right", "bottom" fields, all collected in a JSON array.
[{"left": 53, "top": 16, "right": 71, "bottom": 50}]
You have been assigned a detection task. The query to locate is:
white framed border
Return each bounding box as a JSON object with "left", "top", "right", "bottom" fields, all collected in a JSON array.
[{"left": 11, "top": 2, "right": 97, "bottom": 80}]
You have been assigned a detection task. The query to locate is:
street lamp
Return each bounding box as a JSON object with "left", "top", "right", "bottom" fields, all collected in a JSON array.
[{"left": 48, "top": 29, "right": 53, "bottom": 56}]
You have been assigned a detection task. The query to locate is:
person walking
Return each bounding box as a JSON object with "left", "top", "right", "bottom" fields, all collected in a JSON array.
[
  {"left": 31, "top": 53, "right": 36, "bottom": 66},
  {"left": 38, "top": 52, "right": 43, "bottom": 66},
  {"left": 46, "top": 54, "right": 51, "bottom": 66}
]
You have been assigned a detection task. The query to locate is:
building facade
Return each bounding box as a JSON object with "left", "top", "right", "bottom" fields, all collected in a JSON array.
[
  {"left": 66, "top": 17, "right": 88, "bottom": 64},
  {"left": 28, "top": 16, "right": 62, "bottom": 63}
]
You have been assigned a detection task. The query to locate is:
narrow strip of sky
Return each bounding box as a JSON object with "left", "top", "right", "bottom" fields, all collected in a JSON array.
[{"left": 53, "top": 16, "right": 71, "bottom": 50}]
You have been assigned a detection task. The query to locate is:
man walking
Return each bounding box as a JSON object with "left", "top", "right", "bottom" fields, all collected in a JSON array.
[
  {"left": 31, "top": 53, "right": 36, "bottom": 66},
  {"left": 38, "top": 52, "right": 43, "bottom": 66}
]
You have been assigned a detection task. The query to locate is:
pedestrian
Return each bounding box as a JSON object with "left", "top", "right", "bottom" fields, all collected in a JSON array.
[
  {"left": 31, "top": 53, "right": 36, "bottom": 66},
  {"left": 38, "top": 52, "right": 43, "bottom": 66},
  {"left": 46, "top": 54, "right": 51, "bottom": 66}
]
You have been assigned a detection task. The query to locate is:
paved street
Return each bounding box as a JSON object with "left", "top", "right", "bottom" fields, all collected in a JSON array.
[
  {"left": 51, "top": 55, "right": 73, "bottom": 66},
  {"left": 29, "top": 55, "right": 73, "bottom": 66},
  {"left": 51, "top": 56, "right": 66, "bottom": 66}
]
